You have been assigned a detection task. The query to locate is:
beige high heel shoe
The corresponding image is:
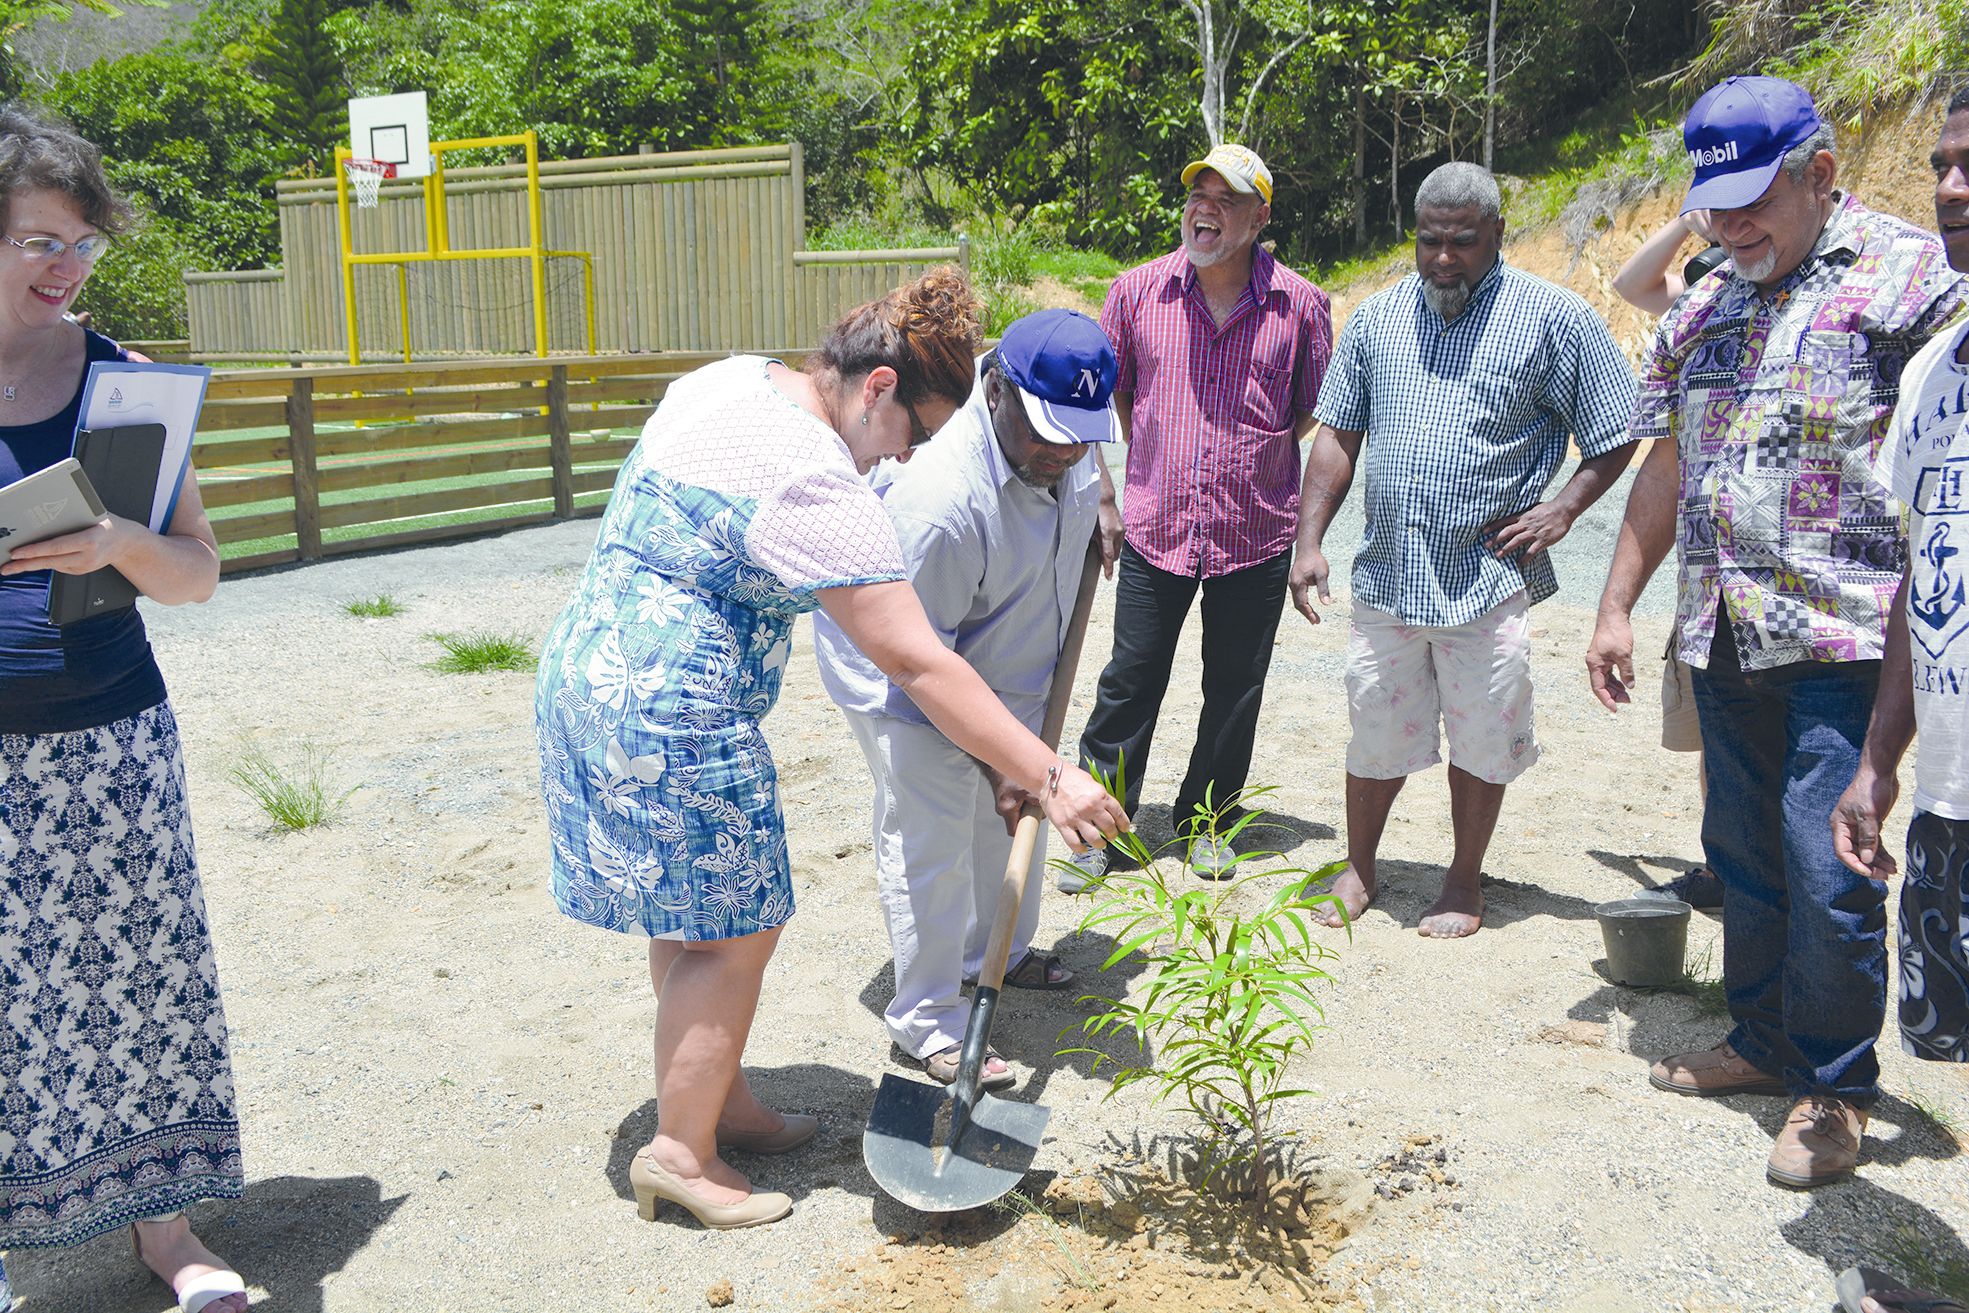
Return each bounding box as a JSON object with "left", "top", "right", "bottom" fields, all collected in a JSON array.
[{"left": 629, "top": 1150, "right": 792, "bottom": 1229}]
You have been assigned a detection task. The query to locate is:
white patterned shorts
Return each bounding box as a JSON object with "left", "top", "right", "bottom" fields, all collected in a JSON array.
[
  {"left": 1344, "top": 594, "right": 1539, "bottom": 785},
  {"left": 1901, "top": 810, "right": 1969, "bottom": 1063}
]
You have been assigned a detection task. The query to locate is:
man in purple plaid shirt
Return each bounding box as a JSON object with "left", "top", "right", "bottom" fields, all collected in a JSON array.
[{"left": 1060, "top": 143, "right": 1333, "bottom": 888}]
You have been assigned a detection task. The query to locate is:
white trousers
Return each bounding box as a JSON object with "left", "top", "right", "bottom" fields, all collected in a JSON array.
[{"left": 843, "top": 710, "right": 1047, "bottom": 1059}]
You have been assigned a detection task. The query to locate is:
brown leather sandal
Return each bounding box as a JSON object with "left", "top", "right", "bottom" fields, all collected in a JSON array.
[{"left": 1002, "top": 949, "right": 1076, "bottom": 991}]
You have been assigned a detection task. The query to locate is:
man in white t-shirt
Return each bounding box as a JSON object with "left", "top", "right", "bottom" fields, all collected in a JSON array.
[
  {"left": 1827, "top": 82, "right": 1969, "bottom": 1313},
  {"left": 1833, "top": 86, "right": 1969, "bottom": 1063}
]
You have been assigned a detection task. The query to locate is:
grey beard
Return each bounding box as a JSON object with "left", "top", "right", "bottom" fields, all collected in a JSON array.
[
  {"left": 1733, "top": 248, "right": 1779, "bottom": 284},
  {"left": 1182, "top": 233, "right": 1234, "bottom": 268},
  {"left": 1422, "top": 279, "right": 1471, "bottom": 320},
  {"left": 1013, "top": 462, "right": 1064, "bottom": 490}
]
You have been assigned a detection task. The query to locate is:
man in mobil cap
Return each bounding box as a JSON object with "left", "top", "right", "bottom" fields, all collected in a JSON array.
[
  {"left": 1067, "top": 142, "right": 1333, "bottom": 885},
  {"left": 1588, "top": 76, "right": 1967, "bottom": 1188},
  {"left": 816, "top": 308, "right": 1118, "bottom": 1090}
]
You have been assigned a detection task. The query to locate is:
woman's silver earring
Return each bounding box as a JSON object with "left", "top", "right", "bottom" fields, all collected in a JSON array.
[{"left": 860, "top": 413, "right": 868, "bottom": 426}]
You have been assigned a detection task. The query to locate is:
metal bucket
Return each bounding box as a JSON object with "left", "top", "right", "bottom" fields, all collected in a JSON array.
[{"left": 1594, "top": 897, "right": 1692, "bottom": 988}]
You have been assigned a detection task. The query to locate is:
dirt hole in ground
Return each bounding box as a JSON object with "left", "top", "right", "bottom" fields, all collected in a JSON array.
[{"left": 818, "top": 1151, "right": 1387, "bottom": 1312}]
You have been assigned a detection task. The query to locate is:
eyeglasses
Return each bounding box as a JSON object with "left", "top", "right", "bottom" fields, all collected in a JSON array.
[
  {"left": 903, "top": 399, "right": 933, "bottom": 447},
  {"left": 4, "top": 233, "right": 111, "bottom": 264}
]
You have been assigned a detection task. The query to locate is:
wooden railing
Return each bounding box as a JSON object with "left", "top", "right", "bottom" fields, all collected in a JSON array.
[{"left": 197, "top": 350, "right": 808, "bottom": 573}]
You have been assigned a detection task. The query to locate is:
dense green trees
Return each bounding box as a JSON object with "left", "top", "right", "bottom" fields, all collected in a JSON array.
[
  {"left": 6, "top": 0, "right": 1957, "bottom": 336},
  {"left": 262, "top": 0, "right": 346, "bottom": 174},
  {"left": 41, "top": 28, "right": 281, "bottom": 337}
]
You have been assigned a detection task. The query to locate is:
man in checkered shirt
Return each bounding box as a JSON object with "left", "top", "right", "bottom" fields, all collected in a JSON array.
[
  {"left": 1060, "top": 143, "right": 1334, "bottom": 887},
  {"left": 1587, "top": 77, "right": 1967, "bottom": 1190},
  {"left": 1293, "top": 161, "right": 1638, "bottom": 939}
]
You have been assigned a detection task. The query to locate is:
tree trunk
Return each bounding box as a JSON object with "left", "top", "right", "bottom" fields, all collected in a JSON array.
[
  {"left": 1483, "top": 0, "right": 1498, "bottom": 170},
  {"left": 1197, "top": 2, "right": 1225, "bottom": 145},
  {"left": 1351, "top": 80, "right": 1367, "bottom": 246},
  {"left": 1389, "top": 94, "right": 1403, "bottom": 239}
]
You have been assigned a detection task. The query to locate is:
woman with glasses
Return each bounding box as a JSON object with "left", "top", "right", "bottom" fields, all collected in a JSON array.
[
  {"left": 534, "top": 267, "right": 1127, "bottom": 1229},
  {"left": 0, "top": 105, "right": 246, "bottom": 1312}
]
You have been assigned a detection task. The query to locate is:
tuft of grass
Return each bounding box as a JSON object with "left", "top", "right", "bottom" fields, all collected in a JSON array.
[
  {"left": 993, "top": 1190, "right": 1101, "bottom": 1293},
  {"left": 1665, "top": 940, "right": 1730, "bottom": 1017},
  {"left": 229, "top": 743, "right": 354, "bottom": 831},
  {"left": 1902, "top": 1085, "right": 1963, "bottom": 1148},
  {"left": 343, "top": 594, "right": 404, "bottom": 618},
  {"left": 1880, "top": 1223, "right": 1969, "bottom": 1306},
  {"left": 428, "top": 630, "right": 535, "bottom": 674}
]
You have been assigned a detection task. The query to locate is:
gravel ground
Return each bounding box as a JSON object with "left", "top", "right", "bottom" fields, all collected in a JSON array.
[{"left": 5, "top": 461, "right": 1964, "bottom": 1313}]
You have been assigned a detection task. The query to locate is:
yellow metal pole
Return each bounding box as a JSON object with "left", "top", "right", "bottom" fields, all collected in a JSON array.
[
  {"left": 424, "top": 174, "right": 440, "bottom": 256},
  {"left": 333, "top": 146, "right": 362, "bottom": 365},
  {"left": 526, "top": 130, "right": 549, "bottom": 358},
  {"left": 433, "top": 150, "right": 451, "bottom": 253},
  {"left": 397, "top": 262, "right": 412, "bottom": 364}
]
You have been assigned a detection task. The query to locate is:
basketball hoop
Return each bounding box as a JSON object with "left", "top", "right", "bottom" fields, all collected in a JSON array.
[{"left": 345, "top": 157, "right": 395, "bottom": 209}]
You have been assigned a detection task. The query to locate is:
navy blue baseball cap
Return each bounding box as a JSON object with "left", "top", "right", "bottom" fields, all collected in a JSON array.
[
  {"left": 1681, "top": 76, "right": 1825, "bottom": 214},
  {"left": 996, "top": 308, "right": 1119, "bottom": 446}
]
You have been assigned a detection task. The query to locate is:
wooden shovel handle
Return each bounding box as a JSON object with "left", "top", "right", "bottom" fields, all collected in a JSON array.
[{"left": 973, "top": 536, "right": 1106, "bottom": 996}]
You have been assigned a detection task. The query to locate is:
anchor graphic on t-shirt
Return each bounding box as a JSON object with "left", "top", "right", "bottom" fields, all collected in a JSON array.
[{"left": 1913, "top": 519, "right": 1968, "bottom": 657}]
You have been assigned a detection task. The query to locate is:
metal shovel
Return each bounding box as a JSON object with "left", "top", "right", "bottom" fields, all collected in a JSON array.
[{"left": 864, "top": 536, "right": 1106, "bottom": 1212}]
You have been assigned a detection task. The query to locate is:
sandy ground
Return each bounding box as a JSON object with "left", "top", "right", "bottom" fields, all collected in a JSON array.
[{"left": 4, "top": 455, "right": 1965, "bottom": 1313}]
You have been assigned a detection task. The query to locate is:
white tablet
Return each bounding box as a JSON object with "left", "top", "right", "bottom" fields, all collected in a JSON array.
[{"left": 0, "top": 457, "right": 107, "bottom": 566}]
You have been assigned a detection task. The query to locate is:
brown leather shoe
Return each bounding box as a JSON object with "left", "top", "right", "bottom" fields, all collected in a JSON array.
[
  {"left": 1768, "top": 1095, "right": 1866, "bottom": 1189},
  {"left": 1648, "top": 1040, "right": 1787, "bottom": 1096}
]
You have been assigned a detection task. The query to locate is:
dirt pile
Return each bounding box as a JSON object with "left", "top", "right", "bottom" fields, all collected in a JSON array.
[{"left": 815, "top": 1159, "right": 1383, "bottom": 1313}]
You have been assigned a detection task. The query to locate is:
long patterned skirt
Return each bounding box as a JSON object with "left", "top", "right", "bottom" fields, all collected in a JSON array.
[{"left": 0, "top": 701, "right": 243, "bottom": 1299}]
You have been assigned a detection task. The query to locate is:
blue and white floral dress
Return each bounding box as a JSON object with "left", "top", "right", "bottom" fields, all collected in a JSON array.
[{"left": 536, "top": 356, "right": 905, "bottom": 940}]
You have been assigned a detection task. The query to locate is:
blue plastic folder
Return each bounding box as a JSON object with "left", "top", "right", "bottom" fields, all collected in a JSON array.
[{"left": 71, "top": 361, "right": 210, "bottom": 532}]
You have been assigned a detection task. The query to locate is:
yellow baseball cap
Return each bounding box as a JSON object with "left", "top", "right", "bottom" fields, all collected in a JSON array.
[{"left": 1180, "top": 143, "right": 1273, "bottom": 205}]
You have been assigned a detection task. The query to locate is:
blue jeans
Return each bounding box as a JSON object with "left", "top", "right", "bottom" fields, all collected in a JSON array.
[{"left": 1691, "top": 630, "right": 1887, "bottom": 1103}]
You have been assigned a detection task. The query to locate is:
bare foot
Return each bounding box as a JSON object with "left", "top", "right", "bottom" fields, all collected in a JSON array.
[
  {"left": 642, "top": 1135, "right": 755, "bottom": 1206},
  {"left": 1418, "top": 882, "right": 1483, "bottom": 938},
  {"left": 132, "top": 1214, "right": 248, "bottom": 1313},
  {"left": 1313, "top": 865, "right": 1375, "bottom": 929}
]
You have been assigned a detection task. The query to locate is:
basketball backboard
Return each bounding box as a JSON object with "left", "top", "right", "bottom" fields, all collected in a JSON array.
[{"left": 348, "top": 91, "right": 432, "bottom": 179}]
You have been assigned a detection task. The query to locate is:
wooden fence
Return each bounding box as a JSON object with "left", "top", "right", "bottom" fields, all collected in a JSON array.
[
  {"left": 196, "top": 350, "right": 804, "bottom": 573},
  {"left": 185, "top": 144, "right": 966, "bottom": 363}
]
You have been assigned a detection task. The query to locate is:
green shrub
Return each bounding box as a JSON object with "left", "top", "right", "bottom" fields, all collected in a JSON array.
[
  {"left": 973, "top": 227, "right": 1037, "bottom": 289},
  {"left": 982, "top": 284, "right": 1040, "bottom": 336}
]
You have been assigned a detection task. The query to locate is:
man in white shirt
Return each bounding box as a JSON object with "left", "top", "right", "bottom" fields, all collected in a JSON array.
[{"left": 815, "top": 309, "right": 1117, "bottom": 1089}]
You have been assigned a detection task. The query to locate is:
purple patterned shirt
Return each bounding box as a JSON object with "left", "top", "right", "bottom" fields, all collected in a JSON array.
[{"left": 1631, "top": 193, "right": 1967, "bottom": 671}]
